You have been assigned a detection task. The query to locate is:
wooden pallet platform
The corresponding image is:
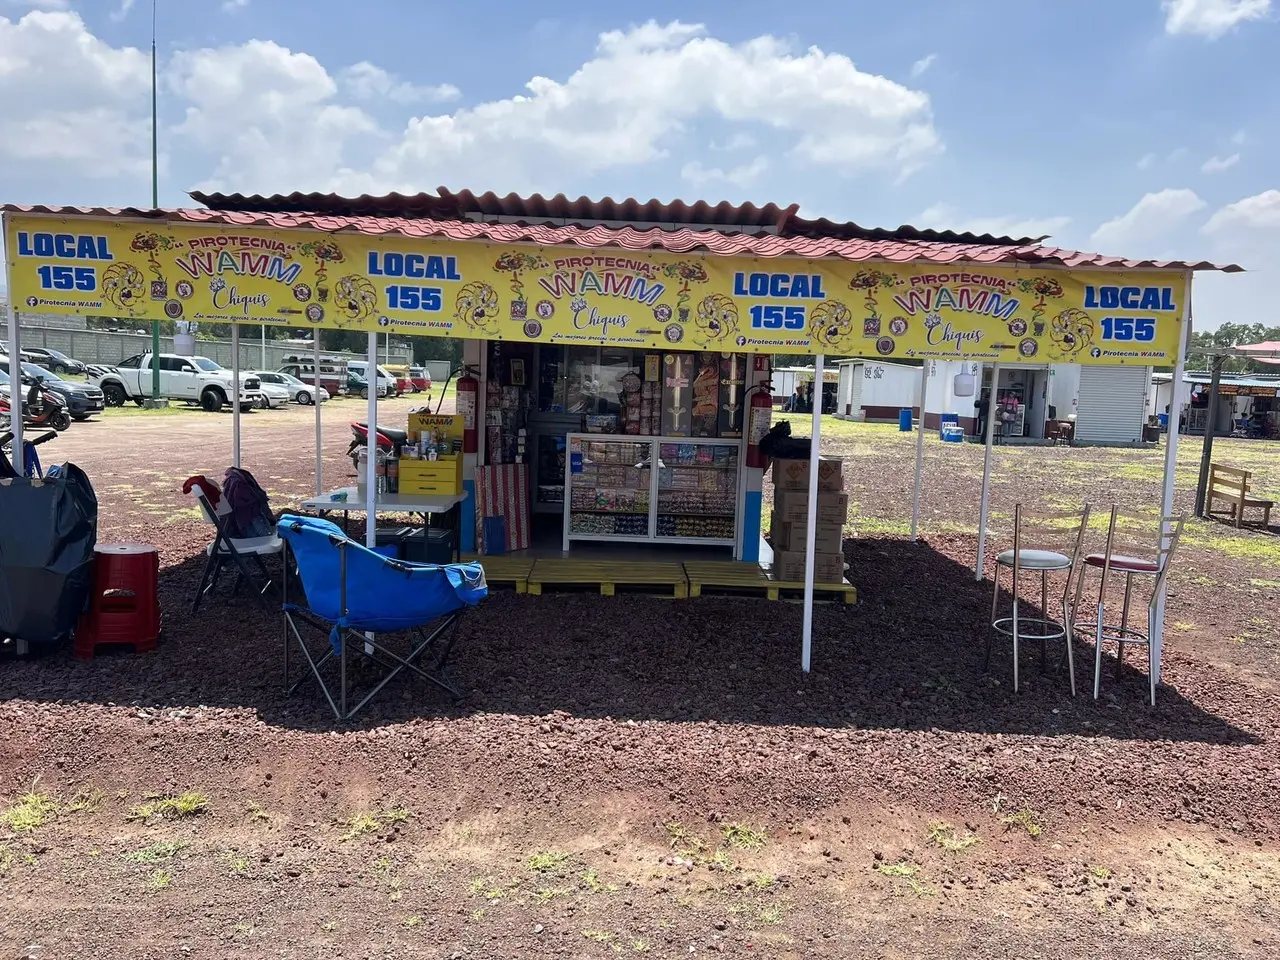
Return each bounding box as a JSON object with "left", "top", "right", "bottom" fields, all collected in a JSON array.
[
  {"left": 683, "top": 561, "right": 777, "bottom": 599},
  {"left": 463, "top": 555, "right": 535, "bottom": 593},
  {"left": 763, "top": 566, "right": 858, "bottom": 604},
  {"left": 526, "top": 558, "right": 688, "bottom": 598}
]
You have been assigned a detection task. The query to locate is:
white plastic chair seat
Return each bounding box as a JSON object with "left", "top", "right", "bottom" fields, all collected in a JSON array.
[
  {"left": 208, "top": 533, "right": 283, "bottom": 556},
  {"left": 996, "top": 548, "right": 1071, "bottom": 570}
]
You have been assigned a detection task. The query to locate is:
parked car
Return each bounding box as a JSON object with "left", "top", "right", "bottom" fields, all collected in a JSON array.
[
  {"left": 262, "top": 370, "right": 329, "bottom": 405},
  {"left": 408, "top": 365, "right": 432, "bottom": 393},
  {"left": 87, "top": 354, "right": 259, "bottom": 411},
  {"left": 248, "top": 372, "right": 291, "bottom": 409},
  {"left": 345, "top": 371, "right": 372, "bottom": 398},
  {"left": 345, "top": 360, "right": 396, "bottom": 398},
  {"left": 5, "top": 360, "right": 104, "bottom": 421},
  {"left": 22, "top": 347, "right": 86, "bottom": 376}
]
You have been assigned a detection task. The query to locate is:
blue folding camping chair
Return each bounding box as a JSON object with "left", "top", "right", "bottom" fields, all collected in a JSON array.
[{"left": 278, "top": 514, "right": 487, "bottom": 720}]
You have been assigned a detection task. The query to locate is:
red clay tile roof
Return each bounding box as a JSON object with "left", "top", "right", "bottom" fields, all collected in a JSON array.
[
  {"left": 3, "top": 203, "right": 1244, "bottom": 272},
  {"left": 189, "top": 188, "right": 1050, "bottom": 246}
]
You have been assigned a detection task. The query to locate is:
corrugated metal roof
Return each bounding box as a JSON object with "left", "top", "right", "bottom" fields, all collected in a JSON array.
[
  {"left": 3, "top": 203, "right": 1243, "bottom": 271},
  {"left": 188, "top": 189, "right": 1051, "bottom": 247},
  {"left": 1153, "top": 372, "right": 1280, "bottom": 386}
]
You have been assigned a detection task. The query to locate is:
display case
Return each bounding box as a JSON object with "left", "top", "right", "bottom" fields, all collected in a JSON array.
[{"left": 563, "top": 434, "right": 741, "bottom": 550}]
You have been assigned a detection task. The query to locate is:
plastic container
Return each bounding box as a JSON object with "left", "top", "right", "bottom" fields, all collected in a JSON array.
[{"left": 898, "top": 408, "right": 913, "bottom": 431}]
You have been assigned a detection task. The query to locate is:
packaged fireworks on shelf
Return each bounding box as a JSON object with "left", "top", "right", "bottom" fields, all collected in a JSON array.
[
  {"left": 661, "top": 353, "right": 693, "bottom": 437},
  {"left": 718, "top": 354, "right": 747, "bottom": 438}
]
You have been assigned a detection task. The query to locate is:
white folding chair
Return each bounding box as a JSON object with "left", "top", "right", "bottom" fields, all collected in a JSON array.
[
  {"left": 1072, "top": 507, "right": 1185, "bottom": 706},
  {"left": 189, "top": 485, "right": 283, "bottom": 612},
  {"left": 985, "top": 504, "right": 1090, "bottom": 695}
]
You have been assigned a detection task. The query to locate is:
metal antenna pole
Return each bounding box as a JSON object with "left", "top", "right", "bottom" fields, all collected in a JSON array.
[{"left": 149, "top": 0, "right": 161, "bottom": 403}]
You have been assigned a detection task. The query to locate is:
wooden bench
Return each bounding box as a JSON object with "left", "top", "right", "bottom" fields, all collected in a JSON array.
[{"left": 1207, "top": 464, "right": 1274, "bottom": 528}]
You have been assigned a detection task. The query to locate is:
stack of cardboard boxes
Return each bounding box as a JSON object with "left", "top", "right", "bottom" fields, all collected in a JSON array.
[{"left": 769, "top": 456, "right": 847, "bottom": 583}]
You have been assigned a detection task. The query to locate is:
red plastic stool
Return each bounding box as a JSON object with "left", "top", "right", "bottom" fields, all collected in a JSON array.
[{"left": 75, "top": 544, "right": 161, "bottom": 658}]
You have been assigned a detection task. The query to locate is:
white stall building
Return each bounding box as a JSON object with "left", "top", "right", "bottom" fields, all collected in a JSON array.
[
  {"left": 925, "top": 361, "right": 1151, "bottom": 445},
  {"left": 834, "top": 359, "right": 921, "bottom": 421}
]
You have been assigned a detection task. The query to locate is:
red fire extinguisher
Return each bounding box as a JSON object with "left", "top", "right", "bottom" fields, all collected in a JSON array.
[
  {"left": 456, "top": 366, "right": 479, "bottom": 454},
  {"left": 745, "top": 382, "right": 773, "bottom": 469}
]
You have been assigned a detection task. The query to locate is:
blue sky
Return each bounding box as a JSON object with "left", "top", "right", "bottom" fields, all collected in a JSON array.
[{"left": 1, "top": 0, "right": 1277, "bottom": 329}]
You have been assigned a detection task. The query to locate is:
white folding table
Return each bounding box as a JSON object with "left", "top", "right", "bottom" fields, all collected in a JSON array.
[{"left": 301, "top": 487, "right": 469, "bottom": 561}]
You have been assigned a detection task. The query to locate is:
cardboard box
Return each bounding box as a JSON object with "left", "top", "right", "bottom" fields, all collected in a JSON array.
[
  {"left": 770, "top": 511, "right": 843, "bottom": 553},
  {"left": 771, "top": 456, "right": 844, "bottom": 492},
  {"left": 772, "top": 490, "right": 849, "bottom": 526},
  {"left": 771, "top": 549, "right": 845, "bottom": 584}
]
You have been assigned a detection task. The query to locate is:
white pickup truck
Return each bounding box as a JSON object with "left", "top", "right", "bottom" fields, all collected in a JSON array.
[{"left": 87, "top": 353, "right": 261, "bottom": 412}]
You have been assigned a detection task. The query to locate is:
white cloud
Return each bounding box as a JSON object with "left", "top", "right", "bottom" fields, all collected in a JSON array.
[
  {"left": 1203, "top": 189, "right": 1280, "bottom": 233},
  {"left": 1137, "top": 152, "right": 1156, "bottom": 170},
  {"left": 1162, "top": 0, "right": 1272, "bottom": 38},
  {"left": 222, "top": 0, "right": 249, "bottom": 11},
  {"left": 1090, "top": 188, "right": 1207, "bottom": 253},
  {"left": 910, "top": 53, "right": 936, "bottom": 77},
  {"left": 0, "top": 11, "right": 151, "bottom": 177},
  {"left": 680, "top": 155, "right": 769, "bottom": 191},
  {"left": 110, "top": 0, "right": 135, "bottom": 21},
  {"left": 168, "top": 39, "right": 379, "bottom": 194},
  {"left": 915, "top": 202, "right": 1070, "bottom": 240},
  {"left": 339, "top": 62, "right": 460, "bottom": 105},
  {"left": 1201, "top": 152, "right": 1241, "bottom": 173},
  {"left": 2, "top": 1, "right": 69, "bottom": 8},
  {"left": 355, "top": 20, "right": 941, "bottom": 196}
]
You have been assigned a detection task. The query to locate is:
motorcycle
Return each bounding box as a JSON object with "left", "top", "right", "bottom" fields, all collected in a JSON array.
[
  {"left": 0, "top": 382, "right": 72, "bottom": 432},
  {"left": 346, "top": 421, "right": 409, "bottom": 470}
]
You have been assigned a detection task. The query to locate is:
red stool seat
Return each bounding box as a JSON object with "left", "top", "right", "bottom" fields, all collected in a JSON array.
[
  {"left": 1083, "top": 553, "right": 1159, "bottom": 573},
  {"left": 75, "top": 544, "right": 161, "bottom": 658}
]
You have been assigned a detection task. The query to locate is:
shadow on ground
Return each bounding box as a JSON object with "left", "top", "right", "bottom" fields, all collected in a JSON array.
[{"left": 0, "top": 532, "right": 1263, "bottom": 748}]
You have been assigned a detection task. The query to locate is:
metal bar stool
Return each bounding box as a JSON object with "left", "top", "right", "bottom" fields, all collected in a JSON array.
[
  {"left": 985, "top": 504, "right": 1090, "bottom": 695},
  {"left": 1071, "top": 507, "right": 1184, "bottom": 706}
]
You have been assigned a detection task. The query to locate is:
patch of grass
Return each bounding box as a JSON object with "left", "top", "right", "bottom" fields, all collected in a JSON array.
[
  {"left": 0, "top": 792, "right": 57, "bottom": 833},
  {"left": 905, "top": 878, "right": 936, "bottom": 898},
  {"left": 665, "top": 820, "right": 706, "bottom": 853},
  {"left": 63, "top": 787, "right": 105, "bottom": 815},
  {"left": 1088, "top": 865, "right": 1112, "bottom": 881},
  {"left": 631, "top": 940, "right": 650, "bottom": 953},
  {"left": 707, "top": 849, "right": 736, "bottom": 872},
  {"left": 721, "top": 822, "right": 767, "bottom": 850},
  {"left": 321, "top": 920, "right": 338, "bottom": 932},
  {"left": 467, "top": 876, "right": 508, "bottom": 902},
  {"left": 927, "top": 821, "right": 981, "bottom": 852},
  {"left": 228, "top": 855, "right": 249, "bottom": 874},
  {"left": 582, "top": 929, "right": 615, "bottom": 943},
  {"left": 403, "top": 915, "right": 422, "bottom": 929},
  {"left": 469, "top": 909, "right": 485, "bottom": 923},
  {"left": 756, "top": 905, "right": 784, "bottom": 925},
  {"left": 0, "top": 845, "right": 13, "bottom": 874},
  {"left": 535, "top": 886, "right": 571, "bottom": 903},
  {"left": 232, "top": 922, "right": 254, "bottom": 937},
  {"left": 246, "top": 802, "right": 271, "bottom": 823},
  {"left": 1248, "top": 578, "right": 1280, "bottom": 589},
  {"left": 1001, "top": 807, "right": 1044, "bottom": 838},
  {"left": 125, "top": 840, "right": 187, "bottom": 864},
  {"left": 874, "top": 860, "right": 919, "bottom": 878},
  {"left": 526, "top": 849, "right": 571, "bottom": 872},
  {"left": 581, "top": 867, "right": 618, "bottom": 893},
  {"left": 148, "top": 868, "right": 173, "bottom": 889},
  {"left": 130, "top": 791, "right": 208, "bottom": 821},
  {"left": 750, "top": 873, "right": 776, "bottom": 890},
  {"left": 339, "top": 813, "right": 381, "bottom": 841},
  {"left": 382, "top": 806, "right": 411, "bottom": 824}
]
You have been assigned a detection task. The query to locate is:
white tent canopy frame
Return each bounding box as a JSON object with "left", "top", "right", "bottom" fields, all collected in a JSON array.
[{"left": 905, "top": 269, "right": 1195, "bottom": 686}]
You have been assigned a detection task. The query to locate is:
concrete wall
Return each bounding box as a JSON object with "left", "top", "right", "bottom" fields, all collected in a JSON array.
[{"left": 0, "top": 320, "right": 412, "bottom": 370}]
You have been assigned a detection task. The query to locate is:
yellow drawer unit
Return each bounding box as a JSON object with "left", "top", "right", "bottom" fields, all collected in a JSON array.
[{"left": 398, "top": 456, "right": 463, "bottom": 495}]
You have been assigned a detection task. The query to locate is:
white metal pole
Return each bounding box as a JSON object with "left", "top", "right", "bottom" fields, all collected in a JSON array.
[
  {"left": 1153, "top": 271, "right": 1193, "bottom": 686},
  {"left": 801, "top": 353, "right": 824, "bottom": 673},
  {"left": 365, "top": 330, "right": 378, "bottom": 547},
  {"left": 975, "top": 362, "right": 1000, "bottom": 580},
  {"left": 231, "top": 323, "right": 241, "bottom": 467},
  {"left": 910, "top": 361, "right": 930, "bottom": 541},
  {"left": 313, "top": 334, "right": 322, "bottom": 497},
  {"left": 260, "top": 324, "right": 267, "bottom": 369},
  {"left": 4, "top": 213, "right": 21, "bottom": 459}
]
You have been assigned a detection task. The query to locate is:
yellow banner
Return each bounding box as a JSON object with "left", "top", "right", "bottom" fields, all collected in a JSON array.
[{"left": 4, "top": 214, "right": 1186, "bottom": 364}]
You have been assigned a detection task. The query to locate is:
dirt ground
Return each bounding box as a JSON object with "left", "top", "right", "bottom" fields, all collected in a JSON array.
[{"left": 1, "top": 399, "right": 1279, "bottom": 959}]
